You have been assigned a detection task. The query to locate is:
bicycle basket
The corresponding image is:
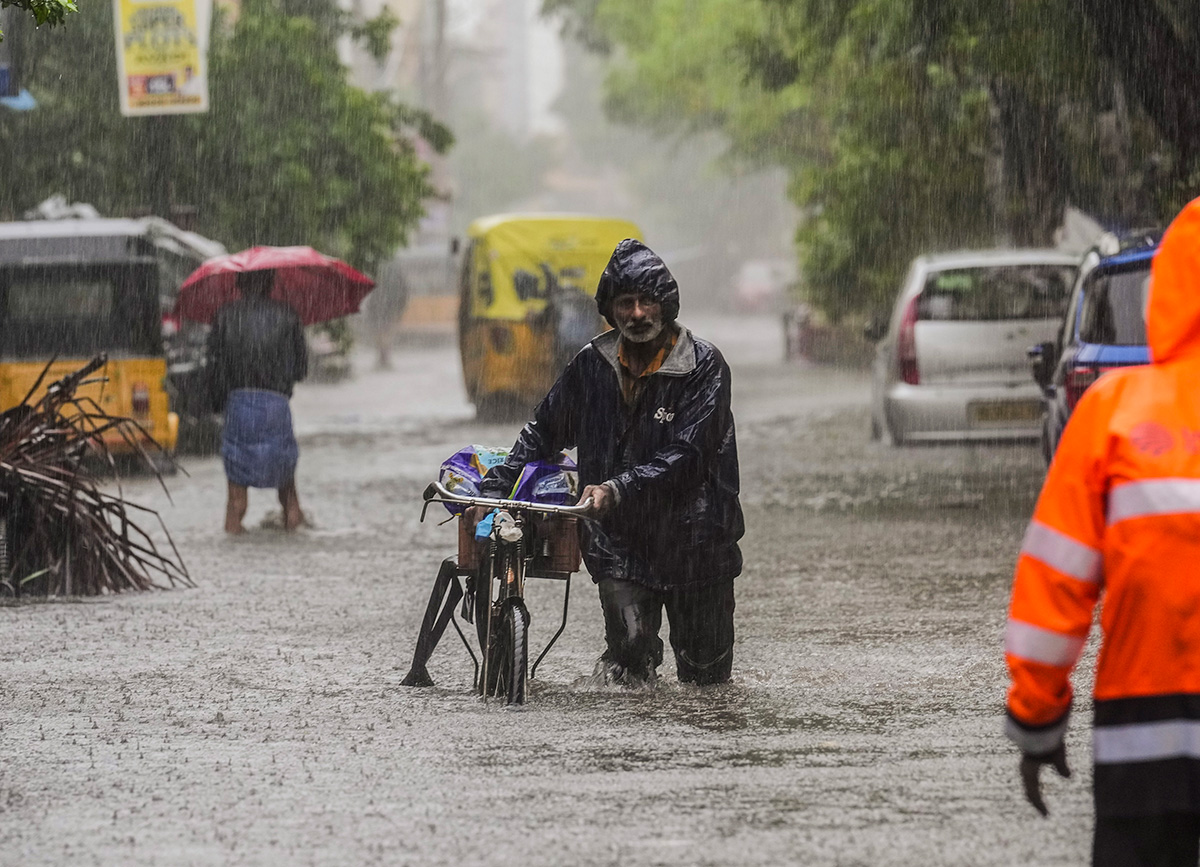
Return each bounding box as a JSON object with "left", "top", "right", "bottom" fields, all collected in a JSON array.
[{"left": 528, "top": 515, "right": 582, "bottom": 575}]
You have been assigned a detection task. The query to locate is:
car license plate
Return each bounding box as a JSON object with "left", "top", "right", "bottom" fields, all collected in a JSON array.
[{"left": 969, "top": 400, "right": 1042, "bottom": 425}]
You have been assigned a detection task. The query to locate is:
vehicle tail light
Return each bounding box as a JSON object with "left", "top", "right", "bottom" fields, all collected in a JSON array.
[
  {"left": 897, "top": 295, "right": 920, "bottom": 385},
  {"left": 131, "top": 383, "right": 151, "bottom": 418},
  {"left": 489, "top": 326, "right": 514, "bottom": 353},
  {"left": 1064, "top": 366, "right": 1117, "bottom": 409}
]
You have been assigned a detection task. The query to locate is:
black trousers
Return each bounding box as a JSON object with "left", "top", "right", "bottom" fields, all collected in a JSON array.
[
  {"left": 1094, "top": 813, "right": 1200, "bottom": 867},
  {"left": 597, "top": 577, "right": 735, "bottom": 685}
]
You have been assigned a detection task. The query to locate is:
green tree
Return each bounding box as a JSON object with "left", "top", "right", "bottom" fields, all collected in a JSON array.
[
  {"left": 544, "top": 0, "right": 1189, "bottom": 318},
  {"left": 0, "top": 0, "right": 450, "bottom": 272},
  {"left": 0, "top": 0, "right": 77, "bottom": 40}
]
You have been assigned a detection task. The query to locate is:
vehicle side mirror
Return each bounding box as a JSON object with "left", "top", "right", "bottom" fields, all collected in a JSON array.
[
  {"left": 1028, "top": 341, "right": 1057, "bottom": 391},
  {"left": 863, "top": 316, "right": 888, "bottom": 343}
]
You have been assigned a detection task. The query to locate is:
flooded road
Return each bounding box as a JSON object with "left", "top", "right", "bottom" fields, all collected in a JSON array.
[{"left": 1, "top": 314, "right": 1095, "bottom": 866}]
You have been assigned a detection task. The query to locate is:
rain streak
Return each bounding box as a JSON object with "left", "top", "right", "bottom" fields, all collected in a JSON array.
[{"left": 2, "top": 1, "right": 1196, "bottom": 865}]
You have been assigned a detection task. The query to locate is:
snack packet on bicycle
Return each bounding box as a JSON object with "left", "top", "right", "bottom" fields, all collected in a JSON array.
[{"left": 437, "top": 444, "right": 579, "bottom": 515}]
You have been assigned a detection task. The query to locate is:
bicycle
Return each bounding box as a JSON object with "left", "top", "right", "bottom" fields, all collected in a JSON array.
[{"left": 402, "top": 480, "right": 592, "bottom": 705}]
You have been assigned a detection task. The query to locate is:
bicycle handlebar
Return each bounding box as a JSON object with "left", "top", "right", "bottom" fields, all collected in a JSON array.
[{"left": 420, "top": 480, "right": 594, "bottom": 523}]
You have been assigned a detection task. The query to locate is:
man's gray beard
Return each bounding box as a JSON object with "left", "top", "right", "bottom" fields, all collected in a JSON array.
[{"left": 618, "top": 320, "right": 664, "bottom": 343}]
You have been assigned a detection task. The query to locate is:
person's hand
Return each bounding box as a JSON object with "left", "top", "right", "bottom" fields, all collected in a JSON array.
[
  {"left": 577, "top": 483, "right": 615, "bottom": 517},
  {"left": 1019, "top": 742, "right": 1070, "bottom": 817}
]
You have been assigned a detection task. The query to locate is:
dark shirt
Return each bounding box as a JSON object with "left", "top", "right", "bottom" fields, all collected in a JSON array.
[{"left": 206, "top": 297, "right": 308, "bottom": 405}]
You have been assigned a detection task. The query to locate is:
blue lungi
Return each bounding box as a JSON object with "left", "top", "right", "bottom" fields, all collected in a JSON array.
[{"left": 221, "top": 389, "right": 299, "bottom": 489}]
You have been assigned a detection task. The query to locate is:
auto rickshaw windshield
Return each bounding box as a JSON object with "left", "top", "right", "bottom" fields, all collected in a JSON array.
[
  {"left": 466, "top": 217, "right": 643, "bottom": 321},
  {"left": 0, "top": 262, "right": 162, "bottom": 359}
]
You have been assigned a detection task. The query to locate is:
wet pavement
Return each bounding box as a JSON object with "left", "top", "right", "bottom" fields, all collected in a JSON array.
[{"left": 1, "top": 314, "right": 1096, "bottom": 866}]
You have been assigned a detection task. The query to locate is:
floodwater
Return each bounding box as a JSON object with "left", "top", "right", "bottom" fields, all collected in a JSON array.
[{"left": 1, "top": 314, "right": 1096, "bottom": 866}]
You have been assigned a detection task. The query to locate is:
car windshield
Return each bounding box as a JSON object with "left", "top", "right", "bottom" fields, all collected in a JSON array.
[
  {"left": 917, "top": 265, "right": 1075, "bottom": 322},
  {"left": 0, "top": 264, "right": 161, "bottom": 359},
  {"left": 1079, "top": 265, "right": 1150, "bottom": 346}
]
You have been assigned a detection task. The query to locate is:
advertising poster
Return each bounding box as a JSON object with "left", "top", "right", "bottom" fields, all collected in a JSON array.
[{"left": 113, "top": 0, "right": 210, "bottom": 116}]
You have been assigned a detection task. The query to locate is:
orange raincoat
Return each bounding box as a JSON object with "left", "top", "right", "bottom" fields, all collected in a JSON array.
[{"left": 1006, "top": 198, "right": 1200, "bottom": 817}]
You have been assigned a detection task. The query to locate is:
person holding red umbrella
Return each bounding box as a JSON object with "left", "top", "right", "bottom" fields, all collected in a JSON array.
[
  {"left": 206, "top": 270, "right": 309, "bottom": 533},
  {"left": 179, "top": 244, "right": 373, "bottom": 532}
]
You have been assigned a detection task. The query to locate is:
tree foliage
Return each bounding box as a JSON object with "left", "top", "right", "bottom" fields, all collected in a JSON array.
[
  {"left": 0, "top": 0, "right": 77, "bottom": 40},
  {"left": 0, "top": 0, "right": 450, "bottom": 272},
  {"left": 1078, "top": 1, "right": 1200, "bottom": 166},
  {"left": 545, "top": 0, "right": 1197, "bottom": 318}
]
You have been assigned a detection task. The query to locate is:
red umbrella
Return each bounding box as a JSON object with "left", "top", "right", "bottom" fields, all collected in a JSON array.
[{"left": 176, "top": 246, "right": 375, "bottom": 326}]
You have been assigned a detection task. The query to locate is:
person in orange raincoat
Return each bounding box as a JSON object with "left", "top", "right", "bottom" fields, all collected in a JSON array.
[{"left": 1005, "top": 197, "right": 1200, "bottom": 866}]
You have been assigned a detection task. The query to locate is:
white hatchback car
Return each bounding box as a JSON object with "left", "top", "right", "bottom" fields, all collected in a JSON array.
[{"left": 868, "top": 250, "right": 1080, "bottom": 444}]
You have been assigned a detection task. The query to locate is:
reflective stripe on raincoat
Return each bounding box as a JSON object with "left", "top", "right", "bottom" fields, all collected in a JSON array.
[{"left": 1005, "top": 197, "right": 1200, "bottom": 817}]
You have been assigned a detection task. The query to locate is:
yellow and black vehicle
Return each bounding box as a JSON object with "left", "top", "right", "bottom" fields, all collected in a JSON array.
[
  {"left": 457, "top": 213, "right": 643, "bottom": 419},
  {"left": 0, "top": 218, "right": 222, "bottom": 456}
]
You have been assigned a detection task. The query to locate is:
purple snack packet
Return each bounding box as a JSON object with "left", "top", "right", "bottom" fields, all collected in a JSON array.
[
  {"left": 510, "top": 455, "right": 578, "bottom": 505},
  {"left": 437, "top": 446, "right": 578, "bottom": 515},
  {"left": 438, "top": 445, "right": 510, "bottom": 515}
]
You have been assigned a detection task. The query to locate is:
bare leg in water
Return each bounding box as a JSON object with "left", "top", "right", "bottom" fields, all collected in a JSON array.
[
  {"left": 279, "top": 478, "right": 304, "bottom": 530},
  {"left": 225, "top": 483, "right": 248, "bottom": 534}
]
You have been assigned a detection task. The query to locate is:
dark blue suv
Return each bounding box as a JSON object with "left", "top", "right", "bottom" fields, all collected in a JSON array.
[{"left": 1029, "top": 235, "right": 1158, "bottom": 462}]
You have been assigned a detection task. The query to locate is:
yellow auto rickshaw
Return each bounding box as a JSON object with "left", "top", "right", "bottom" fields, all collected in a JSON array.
[
  {"left": 0, "top": 218, "right": 217, "bottom": 456},
  {"left": 457, "top": 213, "right": 644, "bottom": 419}
]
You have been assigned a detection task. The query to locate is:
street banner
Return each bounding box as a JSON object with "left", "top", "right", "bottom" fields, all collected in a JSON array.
[{"left": 113, "top": 0, "right": 210, "bottom": 116}]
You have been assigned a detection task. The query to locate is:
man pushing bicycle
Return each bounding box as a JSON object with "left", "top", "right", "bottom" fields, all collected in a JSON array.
[{"left": 477, "top": 239, "right": 745, "bottom": 686}]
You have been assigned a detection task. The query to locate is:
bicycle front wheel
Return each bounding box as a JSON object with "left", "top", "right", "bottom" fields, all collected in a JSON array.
[{"left": 488, "top": 599, "right": 528, "bottom": 705}]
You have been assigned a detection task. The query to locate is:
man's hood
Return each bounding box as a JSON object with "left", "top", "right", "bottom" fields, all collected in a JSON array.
[
  {"left": 594, "top": 239, "right": 680, "bottom": 327},
  {"left": 1148, "top": 197, "right": 1200, "bottom": 363}
]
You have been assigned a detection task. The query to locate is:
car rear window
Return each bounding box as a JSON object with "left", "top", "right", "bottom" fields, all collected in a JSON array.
[
  {"left": 1079, "top": 266, "right": 1149, "bottom": 346},
  {"left": 917, "top": 265, "right": 1075, "bottom": 322}
]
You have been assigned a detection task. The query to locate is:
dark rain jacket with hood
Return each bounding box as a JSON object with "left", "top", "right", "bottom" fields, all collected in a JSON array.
[
  {"left": 480, "top": 239, "right": 744, "bottom": 589},
  {"left": 1004, "top": 197, "right": 1200, "bottom": 817}
]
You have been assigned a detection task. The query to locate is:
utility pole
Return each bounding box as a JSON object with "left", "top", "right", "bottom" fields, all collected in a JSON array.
[
  {"left": 113, "top": 0, "right": 210, "bottom": 222},
  {"left": 145, "top": 115, "right": 174, "bottom": 220}
]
